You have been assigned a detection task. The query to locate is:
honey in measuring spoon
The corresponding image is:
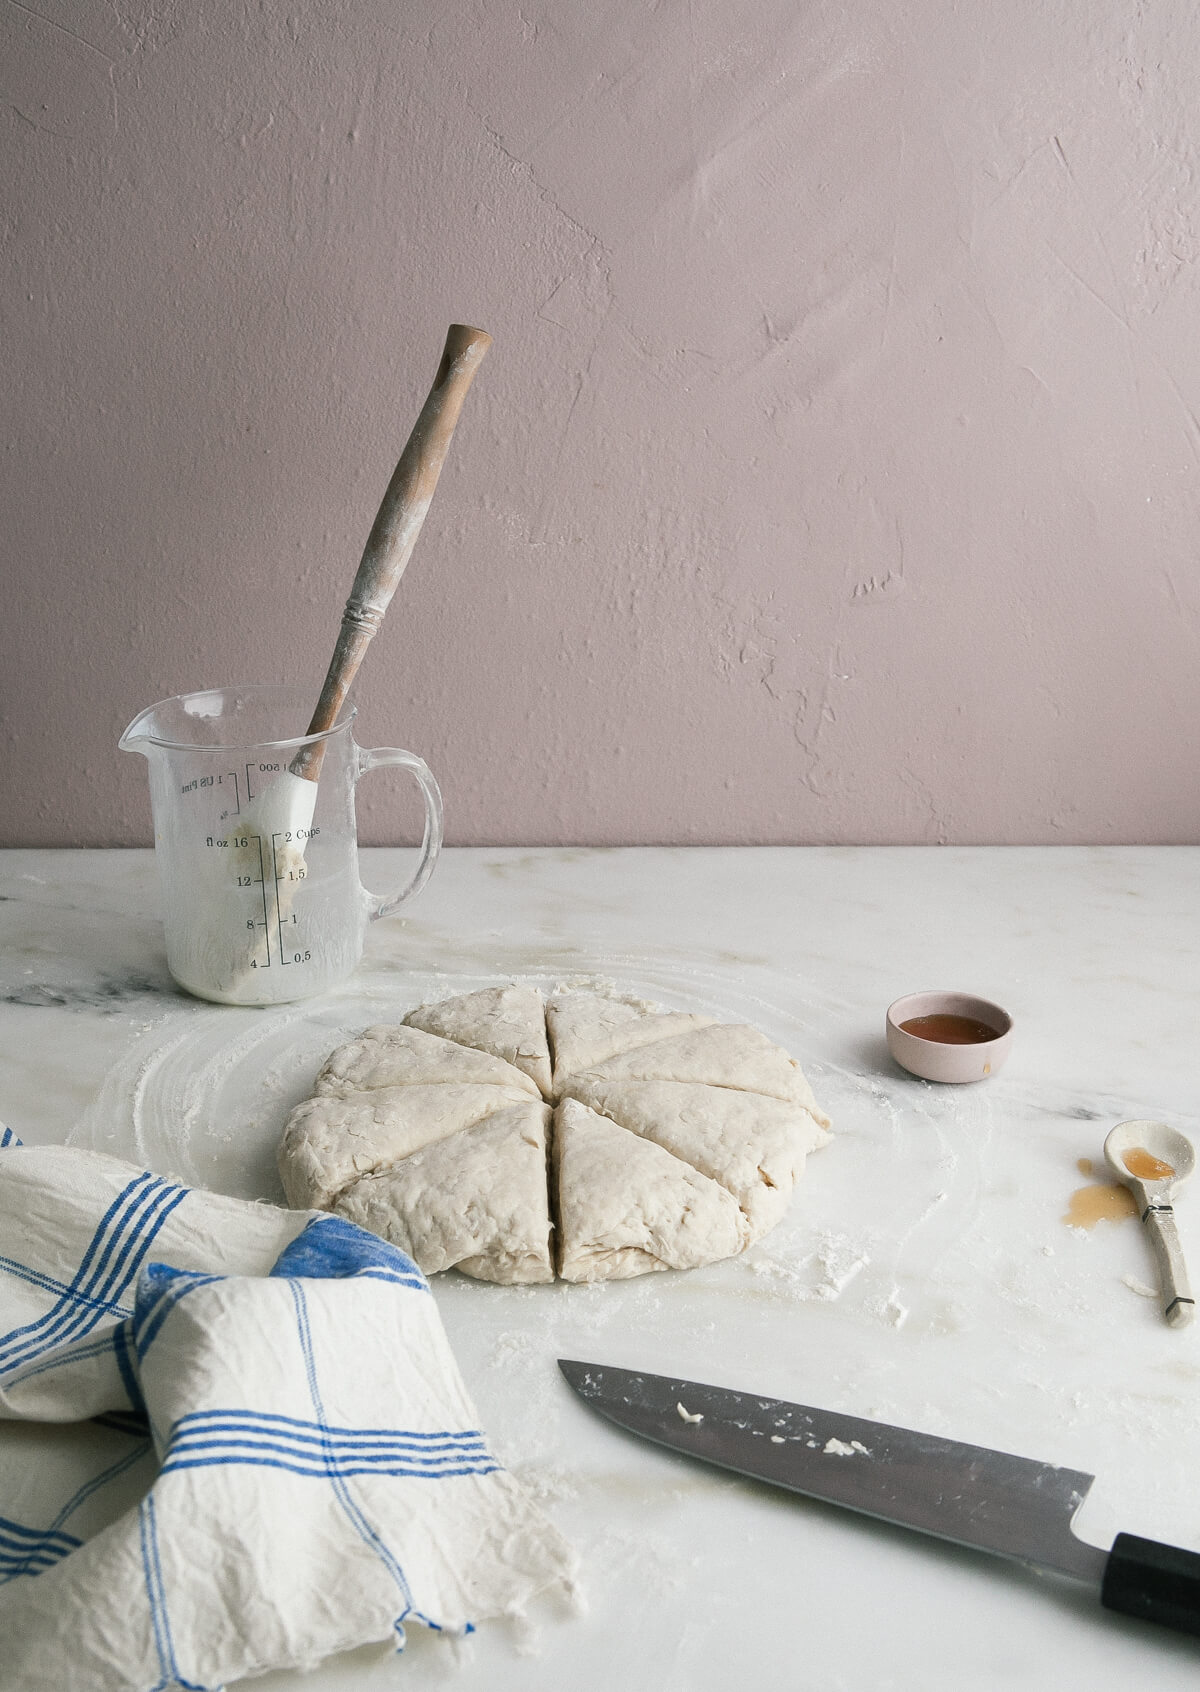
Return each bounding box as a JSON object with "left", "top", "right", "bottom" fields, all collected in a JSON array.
[
  {"left": 1122, "top": 1146, "right": 1176, "bottom": 1181},
  {"left": 898, "top": 1013, "right": 1001, "bottom": 1044}
]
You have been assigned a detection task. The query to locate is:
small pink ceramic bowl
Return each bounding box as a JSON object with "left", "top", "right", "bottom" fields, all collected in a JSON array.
[{"left": 885, "top": 991, "right": 1013, "bottom": 1084}]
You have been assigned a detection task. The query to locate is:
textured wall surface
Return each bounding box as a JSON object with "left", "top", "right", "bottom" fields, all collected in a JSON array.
[{"left": 4, "top": 0, "right": 1200, "bottom": 846}]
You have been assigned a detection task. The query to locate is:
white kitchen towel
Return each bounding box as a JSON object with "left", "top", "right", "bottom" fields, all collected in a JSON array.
[{"left": 0, "top": 1132, "right": 575, "bottom": 1690}]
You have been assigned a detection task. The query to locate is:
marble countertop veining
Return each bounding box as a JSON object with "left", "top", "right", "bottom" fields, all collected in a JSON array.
[{"left": 2, "top": 845, "right": 1200, "bottom": 1689}]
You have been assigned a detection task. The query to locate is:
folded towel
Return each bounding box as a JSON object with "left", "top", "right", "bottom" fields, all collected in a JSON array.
[{"left": 0, "top": 1132, "right": 575, "bottom": 1689}]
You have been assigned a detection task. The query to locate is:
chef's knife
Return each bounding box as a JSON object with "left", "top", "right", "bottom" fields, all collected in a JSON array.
[{"left": 558, "top": 1359, "right": 1200, "bottom": 1638}]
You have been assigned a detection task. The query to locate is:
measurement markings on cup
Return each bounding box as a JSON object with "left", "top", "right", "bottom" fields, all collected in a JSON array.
[
  {"left": 271, "top": 830, "right": 314, "bottom": 967},
  {"left": 206, "top": 830, "right": 274, "bottom": 969},
  {"left": 255, "top": 834, "right": 272, "bottom": 968},
  {"left": 246, "top": 761, "right": 282, "bottom": 804},
  {"left": 201, "top": 808, "right": 320, "bottom": 973},
  {"left": 181, "top": 772, "right": 245, "bottom": 819}
]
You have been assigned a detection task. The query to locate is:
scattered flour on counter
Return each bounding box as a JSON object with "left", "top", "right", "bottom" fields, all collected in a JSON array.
[
  {"left": 862, "top": 1289, "right": 909, "bottom": 1329},
  {"left": 1122, "top": 1275, "right": 1159, "bottom": 1300},
  {"left": 506, "top": 1608, "right": 545, "bottom": 1660},
  {"left": 490, "top": 1329, "right": 540, "bottom": 1367},
  {"left": 549, "top": 976, "right": 656, "bottom": 1011},
  {"left": 591, "top": 1524, "right": 696, "bottom": 1596},
  {"left": 443, "top": 1629, "right": 479, "bottom": 1672},
  {"left": 468, "top": 1572, "right": 585, "bottom": 1663},
  {"left": 883, "top": 1291, "right": 909, "bottom": 1328},
  {"left": 747, "top": 1231, "right": 870, "bottom": 1302},
  {"left": 510, "top": 1463, "right": 583, "bottom": 1506}
]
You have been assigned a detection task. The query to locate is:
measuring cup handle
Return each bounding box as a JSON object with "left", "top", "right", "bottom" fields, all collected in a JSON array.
[{"left": 355, "top": 745, "right": 444, "bottom": 921}]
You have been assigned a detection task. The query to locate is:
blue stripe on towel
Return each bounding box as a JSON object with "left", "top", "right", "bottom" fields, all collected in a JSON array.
[
  {"left": 128, "top": 1216, "right": 425, "bottom": 1372},
  {"left": 111, "top": 1318, "right": 147, "bottom": 1416},
  {"left": 179, "top": 1407, "right": 487, "bottom": 1443},
  {"left": 158, "top": 1395, "right": 497, "bottom": 1490},
  {"left": 0, "top": 1174, "right": 189, "bottom": 1374},
  {"left": 159, "top": 1408, "right": 496, "bottom": 1480},
  {"left": 0, "top": 1516, "right": 82, "bottom": 1582},
  {"left": 0, "top": 1254, "right": 134, "bottom": 1317},
  {"left": 132, "top": 1265, "right": 221, "bottom": 1361},
  {"left": 0, "top": 1127, "right": 21, "bottom": 1148},
  {"left": 270, "top": 1214, "right": 427, "bottom": 1291},
  {"left": 138, "top": 1496, "right": 169, "bottom": 1678},
  {"left": 354, "top": 1266, "right": 431, "bottom": 1290},
  {"left": 138, "top": 1494, "right": 210, "bottom": 1691},
  {"left": 160, "top": 1449, "right": 501, "bottom": 1480},
  {"left": 0, "top": 1167, "right": 152, "bottom": 1356},
  {"left": 289, "top": 1280, "right": 416, "bottom": 1608},
  {"left": 14, "top": 1174, "right": 160, "bottom": 1350},
  {"left": 45, "top": 1439, "right": 153, "bottom": 1544},
  {"left": 0, "top": 1327, "right": 138, "bottom": 1395}
]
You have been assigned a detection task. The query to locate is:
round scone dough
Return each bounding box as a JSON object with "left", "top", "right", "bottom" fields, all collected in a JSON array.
[{"left": 277, "top": 988, "right": 830, "bottom": 1284}]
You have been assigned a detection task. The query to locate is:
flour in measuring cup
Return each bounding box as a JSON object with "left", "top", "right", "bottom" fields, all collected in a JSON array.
[{"left": 161, "top": 843, "right": 359, "bottom": 1006}]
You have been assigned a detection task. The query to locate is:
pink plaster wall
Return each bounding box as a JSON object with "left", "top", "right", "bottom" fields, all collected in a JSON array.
[{"left": 4, "top": 0, "right": 1200, "bottom": 846}]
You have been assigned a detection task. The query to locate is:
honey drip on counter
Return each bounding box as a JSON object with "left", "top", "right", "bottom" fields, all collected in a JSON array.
[
  {"left": 1063, "top": 1183, "right": 1137, "bottom": 1229},
  {"left": 1122, "top": 1146, "right": 1175, "bottom": 1181}
]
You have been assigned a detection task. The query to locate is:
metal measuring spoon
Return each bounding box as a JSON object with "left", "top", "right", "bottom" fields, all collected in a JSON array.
[{"left": 1104, "top": 1120, "right": 1196, "bottom": 1327}]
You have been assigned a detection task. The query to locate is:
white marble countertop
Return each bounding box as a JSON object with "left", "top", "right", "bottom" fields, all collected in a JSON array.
[{"left": 3, "top": 845, "right": 1200, "bottom": 1687}]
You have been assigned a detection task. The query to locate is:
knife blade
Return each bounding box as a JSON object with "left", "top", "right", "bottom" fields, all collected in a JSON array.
[{"left": 558, "top": 1359, "right": 1200, "bottom": 1638}]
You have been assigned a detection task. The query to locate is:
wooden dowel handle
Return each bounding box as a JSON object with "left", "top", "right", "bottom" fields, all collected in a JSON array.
[{"left": 294, "top": 323, "right": 492, "bottom": 775}]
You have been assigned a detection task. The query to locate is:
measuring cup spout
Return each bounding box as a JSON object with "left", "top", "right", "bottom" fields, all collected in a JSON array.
[{"left": 119, "top": 703, "right": 159, "bottom": 757}]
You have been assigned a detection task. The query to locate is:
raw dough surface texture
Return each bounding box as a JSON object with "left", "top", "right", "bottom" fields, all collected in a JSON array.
[{"left": 278, "top": 987, "right": 829, "bottom": 1284}]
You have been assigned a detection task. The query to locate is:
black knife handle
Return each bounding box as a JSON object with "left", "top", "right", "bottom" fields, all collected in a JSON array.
[{"left": 1102, "top": 1533, "right": 1200, "bottom": 1636}]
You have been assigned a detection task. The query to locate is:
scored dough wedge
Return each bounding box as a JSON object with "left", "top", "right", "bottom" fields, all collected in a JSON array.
[
  {"left": 576, "top": 1022, "right": 831, "bottom": 1126},
  {"left": 333, "top": 1101, "right": 554, "bottom": 1284},
  {"left": 547, "top": 995, "right": 716, "bottom": 1093},
  {"left": 314, "top": 1022, "right": 541, "bottom": 1098},
  {"left": 560, "top": 1076, "right": 830, "bottom": 1243},
  {"left": 279, "top": 1083, "right": 536, "bottom": 1211},
  {"left": 552, "top": 1098, "right": 749, "bottom": 1281},
  {"left": 405, "top": 986, "right": 552, "bottom": 1096}
]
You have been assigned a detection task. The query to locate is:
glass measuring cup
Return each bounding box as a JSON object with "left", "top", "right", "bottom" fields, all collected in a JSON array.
[{"left": 120, "top": 684, "right": 443, "bottom": 1006}]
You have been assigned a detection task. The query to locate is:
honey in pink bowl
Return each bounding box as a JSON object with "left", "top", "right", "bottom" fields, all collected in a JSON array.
[{"left": 898, "top": 1012, "right": 1002, "bottom": 1045}]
